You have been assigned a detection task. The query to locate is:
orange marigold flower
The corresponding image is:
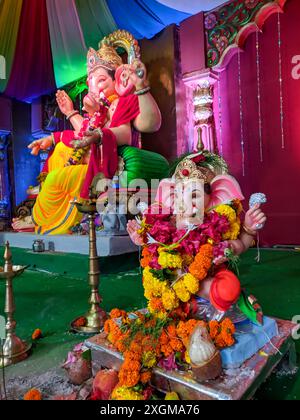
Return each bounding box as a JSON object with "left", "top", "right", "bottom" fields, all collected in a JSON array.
[
  {"left": 166, "top": 324, "right": 177, "bottom": 339},
  {"left": 148, "top": 298, "right": 165, "bottom": 313},
  {"left": 129, "top": 341, "right": 143, "bottom": 356},
  {"left": 221, "top": 318, "right": 236, "bottom": 335},
  {"left": 124, "top": 351, "right": 142, "bottom": 362},
  {"left": 161, "top": 344, "right": 173, "bottom": 358},
  {"left": 209, "top": 321, "right": 220, "bottom": 340},
  {"left": 159, "top": 330, "right": 169, "bottom": 345},
  {"left": 104, "top": 320, "right": 111, "bottom": 334},
  {"left": 118, "top": 368, "right": 140, "bottom": 388},
  {"left": 141, "top": 248, "right": 152, "bottom": 268},
  {"left": 31, "top": 329, "right": 42, "bottom": 341},
  {"left": 140, "top": 371, "right": 152, "bottom": 384},
  {"left": 24, "top": 389, "right": 42, "bottom": 401},
  {"left": 170, "top": 338, "right": 184, "bottom": 353},
  {"left": 215, "top": 335, "right": 227, "bottom": 349},
  {"left": 189, "top": 244, "right": 213, "bottom": 281},
  {"left": 122, "top": 359, "right": 141, "bottom": 372},
  {"left": 110, "top": 309, "right": 127, "bottom": 319}
]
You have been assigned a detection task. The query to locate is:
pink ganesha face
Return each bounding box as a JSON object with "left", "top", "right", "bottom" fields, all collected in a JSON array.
[
  {"left": 155, "top": 175, "right": 245, "bottom": 229},
  {"left": 84, "top": 67, "right": 116, "bottom": 113}
]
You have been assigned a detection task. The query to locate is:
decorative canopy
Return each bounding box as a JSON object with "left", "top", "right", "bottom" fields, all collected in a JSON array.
[{"left": 0, "top": 0, "right": 227, "bottom": 102}]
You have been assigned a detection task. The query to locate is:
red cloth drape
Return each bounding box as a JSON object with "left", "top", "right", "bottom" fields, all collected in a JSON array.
[
  {"left": 5, "top": 0, "right": 56, "bottom": 101},
  {"left": 80, "top": 94, "right": 140, "bottom": 198}
]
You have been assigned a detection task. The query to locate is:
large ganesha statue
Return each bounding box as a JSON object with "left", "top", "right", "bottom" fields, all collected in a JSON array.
[
  {"left": 128, "top": 149, "right": 267, "bottom": 321},
  {"left": 12, "top": 31, "right": 169, "bottom": 234}
]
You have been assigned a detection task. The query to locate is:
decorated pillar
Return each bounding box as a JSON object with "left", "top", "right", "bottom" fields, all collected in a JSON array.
[
  {"left": 0, "top": 135, "right": 11, "bottom": 229},
  {"left": 180, "top": 12, "right": 219, "bottom": 153},
  {"left": 183, "top": 70, "right": 219, "bottom": 153}
]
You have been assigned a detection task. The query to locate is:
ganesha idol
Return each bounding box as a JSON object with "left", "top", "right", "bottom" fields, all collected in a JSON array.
[
  {"left": 127, "top": 150, "right": 267, "bottom": 321},
  {"left": 12, "top": 31, "right": 169, "bottom": 235}
]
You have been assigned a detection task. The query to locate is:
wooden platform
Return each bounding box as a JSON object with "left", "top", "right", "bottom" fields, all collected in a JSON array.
[{"left": 85, "top": 319, "right": 297, "bottom": 400}]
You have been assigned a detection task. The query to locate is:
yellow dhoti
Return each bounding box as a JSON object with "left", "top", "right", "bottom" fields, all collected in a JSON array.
[{"left": 32, "top": 143, "right": 88, "bottom": 235}]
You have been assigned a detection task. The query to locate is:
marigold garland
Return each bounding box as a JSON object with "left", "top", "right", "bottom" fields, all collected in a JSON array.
[{"left": 189, "top": 244, "right": 214, "bottom": 281}]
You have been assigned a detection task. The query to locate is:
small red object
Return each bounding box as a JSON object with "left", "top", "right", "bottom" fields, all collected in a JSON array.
[
  {"left": 182, "top": 169, "right": 190, "bottom": 177},
  {"left": 210, "top": 269, "right": 241, "bottom": 312}
]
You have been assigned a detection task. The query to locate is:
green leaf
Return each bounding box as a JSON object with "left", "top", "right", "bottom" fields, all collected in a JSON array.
[{"left": 81, "top": 349, "right": 92, "bottom": 362}]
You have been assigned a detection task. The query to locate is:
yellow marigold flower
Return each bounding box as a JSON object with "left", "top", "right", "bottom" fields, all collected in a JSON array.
[
  {"left": 173, "top": 281, "right": 191, "bottom": 303},
  {"left": 142, "top": 351, "right": 157, "bottom": 368},
  {"left": 223, "top": 221, "right": 241, "bottom": 241},
  {"left": 162, "top": 289, "right": 179, "bottom": 311},
  {"left": 158, "top": 251, "right": 182, "bottom": 269},
  {"left": 143, "top": 267, "right": 167, "bottom": 299},
  {"left": 215, "top": 204, "right": 237, "bottom": 224},
  {"left": 112, "top": 387, "right": 144, "bottom": 401},
  {"left": 155, "top": 311, "right": 168, "bottom": 321},
  {"left": 183, "top": 273, "right": 199, "bottom": 295}
]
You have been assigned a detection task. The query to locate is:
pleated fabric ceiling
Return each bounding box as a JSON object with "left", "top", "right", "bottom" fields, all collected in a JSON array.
[{"left": 0, "top": 0, "right": 226, "bottom": 102}]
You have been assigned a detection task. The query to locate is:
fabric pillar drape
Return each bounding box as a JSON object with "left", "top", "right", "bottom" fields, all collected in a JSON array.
[
  {"left": 46, "top": 0, "right": 87, "bottom": 88},
  {"left": 75, "top": 0, "right": 117, "bottom": 51},
  {"left": 0, "top": 0, "right": 23, "bottom": 92},
  {"left": 5, "top": 0, "right": 56, "bottom": 102}
]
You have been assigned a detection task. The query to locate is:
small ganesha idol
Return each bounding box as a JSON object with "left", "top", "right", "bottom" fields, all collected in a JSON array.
[{"left": 127, "top": 149, "right": 267, "bottom": 322}]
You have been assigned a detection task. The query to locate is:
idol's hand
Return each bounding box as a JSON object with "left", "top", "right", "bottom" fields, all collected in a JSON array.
[
  {"left": 127, "top": 219, "right": 144, "bottom": 246},
  {"left": 71, "top": 130, "right": 102, "bottom": 149},
  {"left": 128, "top": 59, "right": 148, "bottom": 90},
  {"left": 56, "top": 90, "right": 74, "bottom": 116},
  {"left": 28, "top": 136, "right": 53, "bottom": 156},
  {"left": 244, "top": 203, "right": 267, "bottom": 234}
]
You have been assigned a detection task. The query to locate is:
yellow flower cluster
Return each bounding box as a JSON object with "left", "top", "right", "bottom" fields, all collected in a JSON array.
[
  {"left": 112, "top": 387, "right": 144, "bottom": 401},
  {"left": 142, "top": 351, "right": 157, "bottom": 368},
  {"left": 215, "top": 204, "right": 241, "bottom": 241},
  {"left": 158, "top": 250, "right": 183, "bottom": 269},
  {"left": 173, "top": 273, "right": 199, "bottom": 303},
  {"left": 143, "top": 267, "right": 167, "bottom": 300},
  {"left": 162, "top": 289, "right": 179, "bottom": 311}
]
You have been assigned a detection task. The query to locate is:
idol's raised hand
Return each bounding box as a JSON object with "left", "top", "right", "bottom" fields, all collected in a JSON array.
[
  {"left": 56, "top": 90, "right": 74, "bottom": 117},
  {"left": 244, "top": 203, "right": 267, "bottom": 234},
  {"left": 127, "top": 60, "right": 148, "bottom": 89},
  {"left": 28, "top": 136, "right": 53, "bottom": 156}
]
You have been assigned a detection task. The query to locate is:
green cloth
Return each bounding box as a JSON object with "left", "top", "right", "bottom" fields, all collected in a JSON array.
[
  {"left": 75, "top": 0, "right": 117, "bottom": 51},
  {"left": 118, "top": 146, "right": 170, "bottom": 188}
]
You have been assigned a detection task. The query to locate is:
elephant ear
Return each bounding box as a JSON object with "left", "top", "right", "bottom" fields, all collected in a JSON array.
[
  {"left": 209, "top": 175, "right": 245, "bottom": 208},
  {"left": 115, "top": 65, "right": 135, "bottom": 97},
  {"left": 154, "top": 178, "right": 176, "bottom": 213}
]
